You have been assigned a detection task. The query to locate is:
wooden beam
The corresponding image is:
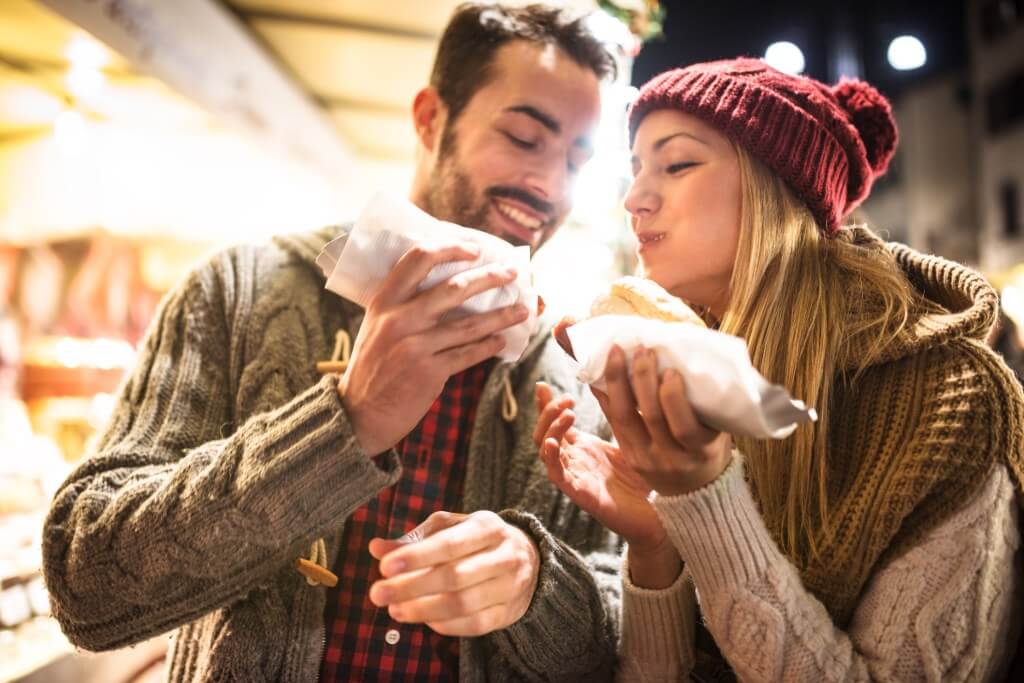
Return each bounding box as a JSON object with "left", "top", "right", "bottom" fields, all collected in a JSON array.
[
  {"left": 37, "top": 0, "right": 354, "bottom": 181},
  {"left": 233, "top": 7, "right": 438, "bottom": 43}
]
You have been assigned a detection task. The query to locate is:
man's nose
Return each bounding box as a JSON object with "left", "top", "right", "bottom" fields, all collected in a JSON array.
[{"left": 523, "top": 156, "right": 569, "bottom": 206}]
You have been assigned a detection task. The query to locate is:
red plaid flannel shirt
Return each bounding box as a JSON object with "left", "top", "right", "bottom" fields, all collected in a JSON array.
[{"left": 319, "top": 361, "right": 491, "bottom": 681}]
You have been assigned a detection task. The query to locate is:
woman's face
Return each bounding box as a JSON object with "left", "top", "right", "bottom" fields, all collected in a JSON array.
[{"left": 625, "top": 110, "right": 742, "bottom": 318}]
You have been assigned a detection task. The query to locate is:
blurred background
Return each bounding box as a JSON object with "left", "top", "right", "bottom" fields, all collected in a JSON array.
[{"left": 0, "top": 0, "right": 1021, "bottom": 680}]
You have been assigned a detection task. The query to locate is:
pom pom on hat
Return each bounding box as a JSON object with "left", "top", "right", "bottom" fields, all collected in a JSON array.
[{"left": 832, "top": 78, "right": 898, "bottom": 175}]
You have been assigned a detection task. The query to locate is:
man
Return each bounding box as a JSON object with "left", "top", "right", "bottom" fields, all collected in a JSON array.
[{"left": 42, "top": 3, "right": 623, "bottom": 681}]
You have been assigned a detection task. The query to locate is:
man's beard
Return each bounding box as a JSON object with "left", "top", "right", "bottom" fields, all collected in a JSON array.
[
  {"left": 423, "top": 148, "right": 495, "bottom": 239},
  {"left": 422, "top": 124, "right": 560, "bottom": 249}
]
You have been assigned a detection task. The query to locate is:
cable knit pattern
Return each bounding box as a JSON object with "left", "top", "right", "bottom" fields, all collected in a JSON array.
[
  {"left": 619, "top": 456, "right": 1021, "bottom": 682},
  {"left": 617, "top": 233, "right": 1024, "bottom": 680},
  {"left": 41, "top": 226, "right": 622, "bottom": 683},
  {"left": 618, "top": 554, "right": 697, "bottom": 682}
]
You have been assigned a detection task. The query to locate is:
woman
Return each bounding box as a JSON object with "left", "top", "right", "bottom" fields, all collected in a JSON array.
[{"left": 535, "top": 58, "right": 1024, "bottom": 681}]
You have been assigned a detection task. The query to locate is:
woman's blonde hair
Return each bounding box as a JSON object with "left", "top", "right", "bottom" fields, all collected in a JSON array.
[{"left": 718, "top": 142, "right": 917, "bottom": 562}]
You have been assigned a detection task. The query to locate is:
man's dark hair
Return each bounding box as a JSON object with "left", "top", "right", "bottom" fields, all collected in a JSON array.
[{"left": 429, "top": 3, "right": 617, "bottom": 124}]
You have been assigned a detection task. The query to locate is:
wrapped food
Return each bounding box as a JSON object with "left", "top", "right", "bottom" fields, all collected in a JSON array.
[
  {"left": 561, "top": 277, "right": 816, "bottom": 439},
  {"left": 316, "top": 193, "right": 539, "bottom": 362}
]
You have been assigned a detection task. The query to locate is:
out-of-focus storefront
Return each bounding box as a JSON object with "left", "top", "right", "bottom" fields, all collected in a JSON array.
[{"left": 0, "top": 0, "right": 651, "bottom": 680}]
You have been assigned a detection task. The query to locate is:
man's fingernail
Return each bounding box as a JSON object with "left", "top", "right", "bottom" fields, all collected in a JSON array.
[{"left": 384, "top": 560, "right": 406, "bottom": 575}]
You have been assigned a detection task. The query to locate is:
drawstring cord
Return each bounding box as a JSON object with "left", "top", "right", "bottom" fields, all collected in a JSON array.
[
  {"left": 297, "top": 329, "right": 518, "bottom": 586},
  {"left": 501, "top": 373, "right": 518, "bottom": 422}
]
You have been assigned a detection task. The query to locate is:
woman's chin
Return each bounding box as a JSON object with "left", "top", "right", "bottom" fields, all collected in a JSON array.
[{"left": 638, "top": 268, "right": 674, "bottom": 293}]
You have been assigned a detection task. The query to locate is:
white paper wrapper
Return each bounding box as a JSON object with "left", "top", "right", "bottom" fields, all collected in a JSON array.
[
  {"left": 566, "top": 315, "right": 817, "bottom": 439},
  {"left": 315, "top": 192, "right": 538, "bottom": 362}
]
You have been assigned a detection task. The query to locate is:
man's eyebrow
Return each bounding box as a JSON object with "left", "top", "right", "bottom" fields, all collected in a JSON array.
[{"left": 504, "top": 105, "right": 560, "bottom": 134}]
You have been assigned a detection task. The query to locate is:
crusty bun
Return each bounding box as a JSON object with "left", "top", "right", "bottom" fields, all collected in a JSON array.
[
  {"left": 590, "top": 277, "right": 706, "bottom": 327},
  {"left": 553, "top": 277, "right": 705, "bottom": 359}
]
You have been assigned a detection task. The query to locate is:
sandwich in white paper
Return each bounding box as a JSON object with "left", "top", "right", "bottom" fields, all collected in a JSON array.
[
  {"left": 316, "top": 192, "right": 539, "bottom": 362},
  {"left": 561, "top": 277, "right": 816, "bottom": 439}
]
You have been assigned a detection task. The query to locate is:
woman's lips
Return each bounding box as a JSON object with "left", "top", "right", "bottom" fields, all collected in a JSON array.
[{"left": 636, "top": 232, "right": 667, "bottom": 253}]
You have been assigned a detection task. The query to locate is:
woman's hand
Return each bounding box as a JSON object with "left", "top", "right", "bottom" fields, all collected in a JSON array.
[
  {"left": 534, "top": 382, "right": 666, "bottom": 554},
  {"left": 597, "top": 345, "right": 733, "bottom": 497}
]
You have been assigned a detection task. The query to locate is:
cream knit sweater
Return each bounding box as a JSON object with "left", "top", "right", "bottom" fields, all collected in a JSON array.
[
  {"left": 619, "top": 455, "right": 1021, "bottom": 682},
  {"left": 617, "top": 233, "right": 1024, "bottom": 681}
]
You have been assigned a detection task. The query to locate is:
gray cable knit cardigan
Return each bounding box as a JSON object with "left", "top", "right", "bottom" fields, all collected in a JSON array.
[{"left": 41, "top": 225, "right": 622, "bottom": 682}]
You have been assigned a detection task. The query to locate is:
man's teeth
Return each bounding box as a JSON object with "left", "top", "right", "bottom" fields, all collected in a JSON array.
[
  {"left": 496, "top": 201, "right": 542, "bottom": 230},
  {"left": 640, "top": 234, "right": 666, "bottom": 243}
]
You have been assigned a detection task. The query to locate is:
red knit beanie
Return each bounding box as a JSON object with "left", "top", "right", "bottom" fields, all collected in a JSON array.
[{"left": 628, "top": 58, "right": 898, "bottom": 235}]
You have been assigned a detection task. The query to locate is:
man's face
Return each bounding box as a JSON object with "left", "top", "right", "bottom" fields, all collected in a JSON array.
[{"left": 421, "top": 41, "right": 603, "bottom": 253}]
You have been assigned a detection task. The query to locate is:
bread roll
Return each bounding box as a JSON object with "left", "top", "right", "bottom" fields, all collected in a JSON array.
[
  {"left": 554, "top": 277, "right": 705, "bottom": 359},
  {"left": 590, "top": 276, "right": 706, "bottom": 327}
]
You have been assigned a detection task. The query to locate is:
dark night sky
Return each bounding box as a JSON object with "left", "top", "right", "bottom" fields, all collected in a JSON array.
[{"left": 631, "top": 0, "right": 969, "bottom": 100}]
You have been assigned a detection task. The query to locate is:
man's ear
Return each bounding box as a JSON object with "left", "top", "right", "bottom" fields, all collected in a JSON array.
[{"left": 412, "top": 87, "right": 447, "bottom": 154}]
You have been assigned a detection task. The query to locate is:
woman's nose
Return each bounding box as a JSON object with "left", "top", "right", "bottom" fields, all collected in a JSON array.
[{"left": 624, "top": 179, "right": 659, "bottom": 217}]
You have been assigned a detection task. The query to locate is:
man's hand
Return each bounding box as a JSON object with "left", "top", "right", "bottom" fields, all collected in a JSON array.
[
  {"left": 339, "top": 243, "right": 529, "bottom": 454},
  {"left": 367, "top": 511, "right": 540, "bottom": 637}
]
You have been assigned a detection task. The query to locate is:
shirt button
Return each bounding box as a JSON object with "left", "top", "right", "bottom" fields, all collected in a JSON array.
[{"left": 385, "top": 629, "right": 400, "bottom": 645}]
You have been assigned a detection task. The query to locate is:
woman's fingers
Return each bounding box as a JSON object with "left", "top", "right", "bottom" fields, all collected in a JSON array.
[
  {"left": 535, "top": 381, "right": 553, "bottom": 411},
  {"left": 533, "top": 383, "right": 574, "bottom": 447},
  {"left": 630, "top": 347, "right": 676, "bottom": 448},
  {"left": 552, "top": 317, "right": 578, "bottom": 360},
  {"left": 658, "top": 369, "right": 719, "bottom": 448},
  {"left": 602, "top": 345, "right": 650, "bottom": 450},
  {"left": 544, "top": 410, "right": 576, "bottom": 447}
]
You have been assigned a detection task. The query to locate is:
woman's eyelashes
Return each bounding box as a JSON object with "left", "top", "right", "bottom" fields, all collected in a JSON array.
[{"left": 666, "top": 162, "right": 698, "bottom": 174}]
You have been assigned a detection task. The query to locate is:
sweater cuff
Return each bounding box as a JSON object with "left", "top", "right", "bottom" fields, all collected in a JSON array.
[
  {"left": 234, "top": 374, "right": 402, "bottom": 541},
  {"left": 620, "top": 551, "right": 695, "bottom": 666},
  {"left": 490, "top": 509, "right": 617, "bottom": 678},
  {"left": 651, "top": 454, "right": 784, "bottom": 594}
]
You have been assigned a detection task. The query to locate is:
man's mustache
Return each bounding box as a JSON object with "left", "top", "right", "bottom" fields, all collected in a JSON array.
[{"left": 486, "top": 186, "right": 556, "bottom": 223}]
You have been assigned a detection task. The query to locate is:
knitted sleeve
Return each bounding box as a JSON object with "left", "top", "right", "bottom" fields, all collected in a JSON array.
[
  {"left": 618, "top": 456, "right": 1021, "bottom": 682},
  {"left": 41, "top": 250, "right": 401, "bottom": 652},
  {"left": 480, "top": 342, "right": 624, "bottom": 681},
  {"left": 494, "top": 508, "right": 623, "bottom": 681}
]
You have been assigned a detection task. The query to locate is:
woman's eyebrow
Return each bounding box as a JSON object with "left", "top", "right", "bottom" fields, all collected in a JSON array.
[{"left": 653, "top": 131, "right": 710, "bottom": 151}]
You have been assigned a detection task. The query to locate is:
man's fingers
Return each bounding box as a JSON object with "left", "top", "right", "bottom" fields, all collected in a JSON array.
[
  {"left": 415, "top": 262, "right": 519, "bottom": 319},
  {"left": 436, "top": 334, "right": 507, "bottom": 375},
  {"left": 371, "top": 548, "right": 510, "bottom": 608},
  {"left": 387, "top": 574, "right": 513, "bottom": 624},
  {"left": 369, "top": 511, "right": 467, "bottom": 561},
  {"left": 378, "top": 513, "right": 502, "bottom": 577},
  {"left": 429, "top": 303, "right": 528, "bottom": 354},
  {"left": 426, "top": 604, "right": 508, "bottom": 637},
  {"left": 375, "top": 243, "right": 480, "bottom": 308}
]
